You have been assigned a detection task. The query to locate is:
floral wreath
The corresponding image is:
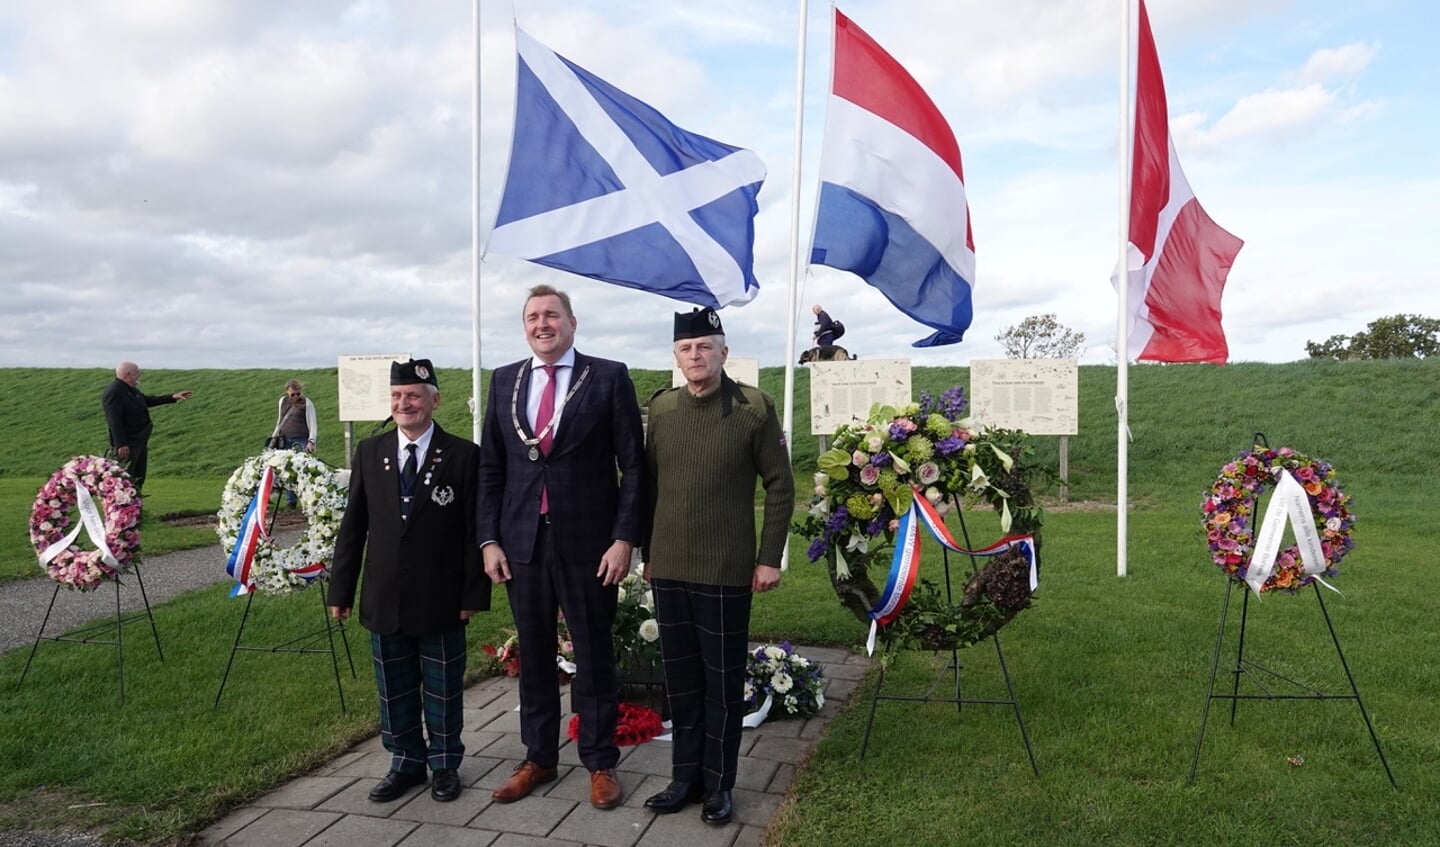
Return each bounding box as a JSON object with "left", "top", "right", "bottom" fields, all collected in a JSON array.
[
  {"left": 1203, "top": 446, "right": 1353, "bottom": 593},
  {"left": 568, "top": 702, "right": 664, "bottom": 746},
  {"left": 30, "top": 455, "right": 142, "bottom": 591},
  {"left": 216, "top": 450, "right": 349, "bottom": 595},
  {"left": 794, "top": 387, "right": 1047, "bottom": 651}
]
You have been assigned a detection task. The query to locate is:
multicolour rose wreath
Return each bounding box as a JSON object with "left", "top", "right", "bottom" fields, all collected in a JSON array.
[
  {"left": 794, "top": 387, "right": 1047, "bottom": 651},
  {"left": 30, "top": 456, "right": 142, "bottom": 591},
  {"left": 1203, "top": 446, "right": 1354, "bottom": 593}
]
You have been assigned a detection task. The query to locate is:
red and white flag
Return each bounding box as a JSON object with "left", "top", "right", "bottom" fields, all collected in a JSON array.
[{"left": 1121, "top": 0, "right": 1243, "bottom": 364}]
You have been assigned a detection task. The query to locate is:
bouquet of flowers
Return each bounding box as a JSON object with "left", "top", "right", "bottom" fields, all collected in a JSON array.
[
  {"left": 479, "top": 621, "right": 575, "bottom": 682},
  {"left": 793, "top": 386, "right": 1047, "bottom": 650},
  {"left": 612, "top": 573, "right": 662, "bottom": 678},
  {"left": 745, "top": 642, "right": 825, "bottom": 719}
]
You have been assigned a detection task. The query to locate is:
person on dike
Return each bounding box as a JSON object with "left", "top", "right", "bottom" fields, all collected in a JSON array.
[
  {"left": 271, "top": 378, "right": 318, "bottom": 452},
  {"left": 100, "top": 360, "right": 192, "bottom": 496},
  {"left": 328, "top": 359, "right": 488, "bottom": 805},
  {"left": 641, "top": 307, "right": 795, "bottom": 826},
  {"left": 270, "top": 378, "right": 319, "bottom": 506},
  {"left": 476, "top": 284, "right": 645, "bottom": 811}
]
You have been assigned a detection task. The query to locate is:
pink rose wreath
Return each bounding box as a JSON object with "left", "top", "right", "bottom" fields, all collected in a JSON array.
[{"left": 30, "top": 455, "right": 142, "bottom": 590}]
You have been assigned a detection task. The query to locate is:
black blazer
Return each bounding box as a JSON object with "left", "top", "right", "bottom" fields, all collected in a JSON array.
[
  {"left": 101, "top": 378, "right": 176, "bottom": 449},
  {"left": 328, "top": 424, "right": 489, "bottom": 636},
  {"left": 477, "top": 352, "right": 645, "bottom": 567}
]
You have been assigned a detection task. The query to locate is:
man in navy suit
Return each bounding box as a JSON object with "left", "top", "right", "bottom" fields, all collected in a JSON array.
[
  {"left": 329, "top": 359, "right": 489, "bottom": 805},
  {"left": 100, "top": 360, "right": 192, "bottom": 495},
  {"left": 477, "top": 284, "right": 645, "bottom": 811}
]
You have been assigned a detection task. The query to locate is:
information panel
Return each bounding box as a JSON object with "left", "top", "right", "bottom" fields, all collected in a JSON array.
[
  {"left": 969, "top": 359, "right": 1078, "bottom": 435},
  {"left": 338, "top": 353, "right": 411, "bottom": 422},
  {"left": 809, "top": 359, "right": 911, "bottom": 435}
]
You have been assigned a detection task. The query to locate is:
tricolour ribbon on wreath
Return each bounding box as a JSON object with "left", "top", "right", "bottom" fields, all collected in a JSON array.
[
  {"left": 1244, "top": 469, "right": 1337, "bottom": 597},
  {"left": 225, "top": 466, "right": 274, "bottom": 596},
  {"left": 865, "top": 488, "right": 1039, "bottom": 656},
  {"left": 38, "top": 481, "right": 119, "bottom": 573}
]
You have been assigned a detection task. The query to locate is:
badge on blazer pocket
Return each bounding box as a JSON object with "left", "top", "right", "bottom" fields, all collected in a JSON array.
[{"left": 431, "top": 485, "right": 455, "bottom": 506}]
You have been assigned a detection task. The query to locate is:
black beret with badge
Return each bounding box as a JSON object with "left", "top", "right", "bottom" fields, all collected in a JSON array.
[
  {"left": 391, "top": 358, "right": 438, "bottom": 387},
  {"left": 674, "top": 307, "right": 725, "bottom": 341}
]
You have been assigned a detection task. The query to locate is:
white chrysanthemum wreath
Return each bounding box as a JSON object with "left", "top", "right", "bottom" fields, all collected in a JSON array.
[{"left": 217, "top": 450, "right": 349, "bottom": 595}]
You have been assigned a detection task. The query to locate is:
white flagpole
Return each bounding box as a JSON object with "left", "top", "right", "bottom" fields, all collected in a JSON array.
[
  {"left": 470, "top": 0, "right": 484, "bottom": 444},
  {"left": 780, "top": 0, "right": 811, "bottom": 572},
  {"left": 1116, "top": 0, "right": 1133, "bottom": 577}
]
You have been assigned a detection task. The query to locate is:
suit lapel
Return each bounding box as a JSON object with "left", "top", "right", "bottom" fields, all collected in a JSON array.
[{"left": 548, "top": 352, "right": 596, "bottom": 456}]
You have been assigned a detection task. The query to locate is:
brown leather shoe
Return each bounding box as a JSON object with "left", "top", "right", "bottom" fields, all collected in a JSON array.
[
  {"left": 491, "top": 761, "right": 557, "bottom": 803},
  {"left": 590, "top": 768, "right": 623, "bottom": 810}
]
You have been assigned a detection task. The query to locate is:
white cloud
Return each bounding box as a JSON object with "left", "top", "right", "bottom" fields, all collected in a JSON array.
[{"left": 1299, "top": 41, "right": 1378, "bottom": 83}]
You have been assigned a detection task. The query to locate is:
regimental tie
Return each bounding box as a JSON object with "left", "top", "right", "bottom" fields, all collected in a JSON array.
[
  {"left": 536, "top": 364, "right": 560, "bottom": 514},
  {"left": 400, "top": 442, "right": 418, "bottom": 519}
]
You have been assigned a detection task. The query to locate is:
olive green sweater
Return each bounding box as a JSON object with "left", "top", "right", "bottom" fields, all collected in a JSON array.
[{"left": 644, "top": 378, "right": 795, "bottom": 587}]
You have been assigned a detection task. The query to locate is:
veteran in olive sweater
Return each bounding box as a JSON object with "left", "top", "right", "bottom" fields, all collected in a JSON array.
[{"left": 641, "top": 307, "right": 795, "bottom": 827}]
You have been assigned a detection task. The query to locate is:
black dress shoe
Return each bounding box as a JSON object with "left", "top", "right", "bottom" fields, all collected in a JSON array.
[
  {"left": 368, "top": 770, "right": 427, "bottom": 802},
  {"left": 701, "top": 789, "right": 733, "bottom": 825},
  {"left": 643, "top": 781, "right": 706, "bottom": 814},
  {"left": 431, "top": 768, "right": 462, "bottom": 802}
]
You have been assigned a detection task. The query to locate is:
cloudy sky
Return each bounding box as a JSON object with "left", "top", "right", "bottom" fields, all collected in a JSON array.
[{"left": 1, "top": 0, "right": 1434, "bottom": 377}]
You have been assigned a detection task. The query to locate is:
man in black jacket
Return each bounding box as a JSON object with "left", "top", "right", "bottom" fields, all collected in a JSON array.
[
  {"left": 100, "top": 361, "right": 192, "bottom": 495},
  {"left": 329, "top": 358, "right": 489, "bottom": 805}
]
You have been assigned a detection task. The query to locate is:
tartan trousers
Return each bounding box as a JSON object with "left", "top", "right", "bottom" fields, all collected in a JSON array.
[
  {"left": 652, "top": 578, "right": 752, "bottom": 791},
  {"left": 370, "top": 626, "right": 467, "bottom": 774}
]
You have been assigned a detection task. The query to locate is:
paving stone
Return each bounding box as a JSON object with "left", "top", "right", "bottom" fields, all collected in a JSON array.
[
  {"left": 397, "top": 822, "right": 499, "bottom": 846},
  {"left": 729, "top": 787, "right": 781, "bottom": 827},
  {"left": 798, "top": 646, "right": 853, "bottom": 664},
  {"left": 767, "top": 764, "right": 795, "bottom": 794},
  {"left": 469, "top": 796, "right": 577, "bottom": 837},
  {"left": 610, "top": 741, "right": 670, "bottom": 777},
  {"left": 460, "top": 756, "right": 506, "bottom": 787},
  {"left": 731, "top": 824, "right": 765, "bottom": 847},
  {"left": 328, "top": 750, "right": 396, "bottom": 778},
  {"left": 252, "top": 776, "right": 355, "bottom": 810},
  {"left": 195, "top": 806, "right": 267, "bottom": 844},
  {"left": 820, "top": 661, "right": 869, "bottom": 681},
  {"left": 388, "top": 789, "right": 488, "bottom": 827},
  {"left": 489, "top": 834, "right": 584, "bottom": 847},
  {"left": 635, "top": 811, "right": 742, "bottom": 847},
  {"left": 314, "top": 750, "right": 368, "bottom": 776},
  {"left": 549, "top": 802, "right": 654, "bottom": 847},
  {"left": 318, "top": 777, "right": 425, "bottom": 815},
  {"left": 744, "top": 736, "right": 810, "bottom": 765},
  {"left": 752, "top": 718, "right": 802, "bottom": 739},
  {"left": 825, "top": 677, "right": 860, "bottom": 701},
  {"left": 222, "top": 808, "right": 341, "bottom": 847},
  {"left": 300, "top": 814, "right": 418, "bottom": 847},
  {"left": 732, "top": 757, "right": 778, "bottom": 793}
]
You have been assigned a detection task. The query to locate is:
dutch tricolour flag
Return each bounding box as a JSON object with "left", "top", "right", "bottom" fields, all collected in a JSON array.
[
  {"left": 487, "top": 27, "right": 767, "bottom": 310},
  {"left": 810, "top": 9, "right": 975, "bottom": 348}
]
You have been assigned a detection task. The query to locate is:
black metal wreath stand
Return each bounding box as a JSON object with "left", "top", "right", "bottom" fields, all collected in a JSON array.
[
  {"left": 1188, "top": 578, "right": 1396, "bottom": 787},
  {"left": 15, "top": 561, "right": 164, "bottom": 704},
  {"left": 214, "top": 582, "right": 356, "bottom": 711},
  {"left": 213, "top": 479, "right": 356, "bottom": 712},
  {"left": 857, "top": 505, "right": 1039, "bottom": 776}
]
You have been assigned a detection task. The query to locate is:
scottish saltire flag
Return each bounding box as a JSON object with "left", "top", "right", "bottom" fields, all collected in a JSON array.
[
  {"left": 810, "top": 9, "right": 975, "bottom": 347},
  {"left": 1119, "top": 0, "right": 1243, "bottom": 364},
  {"left": 487, "top": 27, "right": 767, "bottom": 309}
]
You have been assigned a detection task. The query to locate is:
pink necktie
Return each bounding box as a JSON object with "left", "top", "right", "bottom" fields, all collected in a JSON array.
[{"left": 536, "top": 365, "right": 559, "bottom": 513}]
